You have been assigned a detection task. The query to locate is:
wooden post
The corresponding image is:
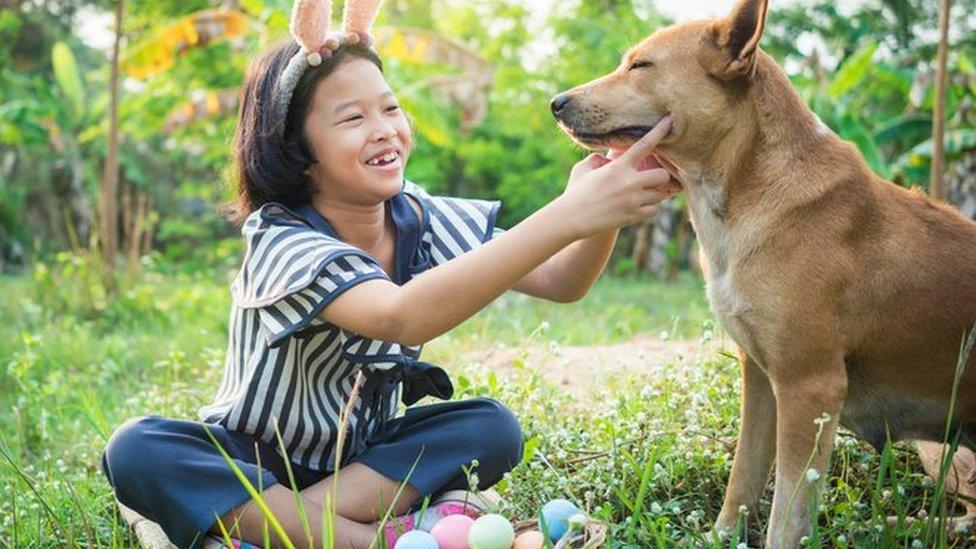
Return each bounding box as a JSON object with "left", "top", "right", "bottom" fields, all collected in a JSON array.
[
  {"left": 930, "top": 0, "right": 952, "bottom": 200},
  {"left": 99, "top": 0, "right": 124, "bottom": 285}
]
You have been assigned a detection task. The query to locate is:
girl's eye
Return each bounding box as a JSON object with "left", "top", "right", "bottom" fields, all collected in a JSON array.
[
  {"left": 629, "top": 60, "right": 655, "bottom": 71},
  {"left": 385, "top": 105, "right": 400, "bottom": 113},
  {"left": 341, "top": 115, "right": 363, "bottom": 123}
]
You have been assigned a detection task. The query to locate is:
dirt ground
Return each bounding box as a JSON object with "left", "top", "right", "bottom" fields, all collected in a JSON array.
[{"left": 459, "top": 335, "right": 727, "bottom": 399}]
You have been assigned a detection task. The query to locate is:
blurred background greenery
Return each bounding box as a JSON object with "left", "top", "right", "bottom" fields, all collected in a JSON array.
[
  {"left": 3, "top": 1, "right": 976, "bottom": 545},
  {"left": 2, "top": 0, "right": 974, "bottom": 282}
]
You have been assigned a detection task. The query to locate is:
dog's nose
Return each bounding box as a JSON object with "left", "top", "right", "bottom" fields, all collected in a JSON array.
[{"left": 550, "top": 94, "right": 571, "bottom": 118}]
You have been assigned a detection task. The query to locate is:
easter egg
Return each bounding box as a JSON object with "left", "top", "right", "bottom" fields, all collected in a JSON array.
[
  {"left": 467, "top": 513, "right": 515, "bottom": 549},
  {"left": 512, "top": 530, "right": 545, "bottom": 549},
  {"left": 540, "top": 499, "right": 580, "bottom": 542},
  {"left": 394, "top": 530, "right": 439, "bottom": 549},
  {"left": 431, "top": 514, "right": 475, "bottom": 549}
]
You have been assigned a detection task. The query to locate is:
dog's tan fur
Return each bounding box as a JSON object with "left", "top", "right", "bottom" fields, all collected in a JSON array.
[{"left": 551, "top": 0, "right": 976, "bottom": 545}]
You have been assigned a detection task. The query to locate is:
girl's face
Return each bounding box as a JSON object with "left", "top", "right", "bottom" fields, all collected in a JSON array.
[{"left": 304, "top": 57, "right": 412, "bottom": 205}]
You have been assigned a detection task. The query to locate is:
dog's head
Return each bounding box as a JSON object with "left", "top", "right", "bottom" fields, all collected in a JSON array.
[{"left": 551, "top": 0, "right": 769, "bottom": 161}]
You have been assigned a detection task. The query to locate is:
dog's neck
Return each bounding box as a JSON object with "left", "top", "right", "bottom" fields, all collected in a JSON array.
[
  {"left": 661, "top": 52, "right": 860, "bottom": 222},
  {"left": 657, "top": 52, "right": 868, "bottom": 276}
]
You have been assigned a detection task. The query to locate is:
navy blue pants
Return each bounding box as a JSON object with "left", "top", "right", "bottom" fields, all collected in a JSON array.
[{"left": 102, "top": 398, "right": 523, "bottom": 548}]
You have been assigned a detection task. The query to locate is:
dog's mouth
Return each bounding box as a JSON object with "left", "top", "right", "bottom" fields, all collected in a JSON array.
[{"left": 559, "top": 123, "right": 660, "bottom": 151}]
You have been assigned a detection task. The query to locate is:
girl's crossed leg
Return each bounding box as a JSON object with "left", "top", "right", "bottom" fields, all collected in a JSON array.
[{"left": 102, "top": 398, "right": 522, "bottom": 548}]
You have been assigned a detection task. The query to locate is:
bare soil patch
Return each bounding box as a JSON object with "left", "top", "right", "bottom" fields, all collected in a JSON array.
[{"left": 459, "top": 336, "right": 725, "bottom": 399}]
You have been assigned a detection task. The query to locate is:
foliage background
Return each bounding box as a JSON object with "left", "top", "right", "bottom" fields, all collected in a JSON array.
[
  {"left": 1, "top": 0, "right": 975, "bottom": 272},
  {"left": 2, "top": 0, "right": 976, "bottom": 546}
]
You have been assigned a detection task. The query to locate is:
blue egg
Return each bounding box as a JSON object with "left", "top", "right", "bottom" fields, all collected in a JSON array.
[
  {"left": 394, "top": 529, "right": 439, "bottom": 549},
  {"left": 540, "top": 498, "right": 580, "bottom": 542}
]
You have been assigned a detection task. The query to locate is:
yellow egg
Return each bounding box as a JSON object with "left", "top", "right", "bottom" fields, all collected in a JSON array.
[{"left": 512, "top": 530, "right": 545, "bottom": 549}]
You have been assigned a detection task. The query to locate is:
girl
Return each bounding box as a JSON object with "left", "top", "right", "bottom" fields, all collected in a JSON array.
[{"left": 100, "top": 2, "right": 678, "bottom": 547}]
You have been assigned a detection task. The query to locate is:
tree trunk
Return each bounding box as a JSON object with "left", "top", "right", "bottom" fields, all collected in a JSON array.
[
  {"left": 929, "top": 0, "right": 951, "bottom": 200},
  {"left": 646, "top": 200, "right": 684, "bottom": 279},
  {"left": 948, "top": 150, "right": 976, "bottom": 220},
  {"left": 99, "top": 0, "right": 123, "bottom": 287},
  {"left": 630, "top": 219, "right": 652, "bottom": 272}
]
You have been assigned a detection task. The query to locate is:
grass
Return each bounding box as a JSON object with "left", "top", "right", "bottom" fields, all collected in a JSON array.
[{"left": 0, "top": 255, "right": 974, "bottom": 547}]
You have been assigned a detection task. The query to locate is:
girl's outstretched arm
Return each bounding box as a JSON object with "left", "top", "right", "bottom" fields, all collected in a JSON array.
[
  {"left": 319, "top": 118, "right": 673, "bottom": 346},
  {"left": 511, "top": 151, "right": 680, "bottom": 303}
]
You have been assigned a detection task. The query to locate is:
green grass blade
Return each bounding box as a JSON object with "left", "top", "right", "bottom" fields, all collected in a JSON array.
[
  {"left": 272, "top": 420, "right": 314, "bottom": 547},
  {"left": 202, "top": 425, "right": 295, "bottom": 549}
]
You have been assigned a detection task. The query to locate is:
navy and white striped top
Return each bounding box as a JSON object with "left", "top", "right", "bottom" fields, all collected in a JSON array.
[{"left": 198, "top": 181, "right": 501, "bottom": 471}]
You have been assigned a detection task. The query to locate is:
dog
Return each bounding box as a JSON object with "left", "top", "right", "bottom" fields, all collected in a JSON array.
[{"left": 550, "top": 0, "right": 976, "bottom": 545}]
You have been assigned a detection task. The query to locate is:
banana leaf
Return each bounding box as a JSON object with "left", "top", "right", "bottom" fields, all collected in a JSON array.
[
  {"left": 873, "top": 115, "right": 931, "bottom": 147},
  {"left": 51, "top": 42, "right": 85, "bottom": 124},
  {"left": 828, "top": 41, "right": 877, "bottom": 98},
  {"left": 121, "top": 9, "right": 249, "bottom": 79}
]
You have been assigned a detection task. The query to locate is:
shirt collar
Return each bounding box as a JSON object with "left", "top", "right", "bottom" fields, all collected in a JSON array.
[{"left": 293, "top": 182, "right": 421, "bottom": 285}]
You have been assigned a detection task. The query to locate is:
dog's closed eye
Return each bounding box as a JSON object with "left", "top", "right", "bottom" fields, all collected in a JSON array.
[{"left": 629, "top": 60, "right": 655, "bottom": 71}]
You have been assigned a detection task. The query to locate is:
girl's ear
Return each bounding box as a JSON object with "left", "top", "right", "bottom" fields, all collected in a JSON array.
[
  {"left": 342, "top": 0, "right": 383, "bottom": 37},
  {"left": 290, "top": 0, "right": 332, "bottom": 52}
]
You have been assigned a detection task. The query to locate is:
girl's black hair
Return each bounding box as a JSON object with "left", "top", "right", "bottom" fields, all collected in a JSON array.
[{"left": 230, "top": 41, "right": 383, "bottom": 223}]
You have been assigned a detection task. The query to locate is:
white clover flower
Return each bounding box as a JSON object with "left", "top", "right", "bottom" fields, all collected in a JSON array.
[
  {"left": 567, "top": 513, "right": 588, "bottom": 531},
  {"left": 738, "top": 504, "right": 749, "bottom": 515},
  {"left": 805, "top": 468, "right": 821, "bottom": 483},
  {"left": 911, "top": 540, "right": 924, "bottom": 549},
  {"left": 836, "top": 534, "right": 847, "bottom": 544},
  {"left": 650, "top": 501, "right": 663, "bottom": 514}
]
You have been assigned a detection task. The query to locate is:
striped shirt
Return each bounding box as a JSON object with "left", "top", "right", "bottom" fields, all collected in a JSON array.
[{"left": 199, "top": 181, "right": 501, "bottom": 471}]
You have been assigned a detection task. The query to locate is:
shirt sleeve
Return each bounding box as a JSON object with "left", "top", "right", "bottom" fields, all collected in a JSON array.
[
  {"left": 233, "top": 205, "right": 390, "bottom": 347},
  {"left": 423, "top": 194, "right": 502, "bottom": 267}
]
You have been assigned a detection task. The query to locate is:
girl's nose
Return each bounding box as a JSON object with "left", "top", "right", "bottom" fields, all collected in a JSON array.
[{"left": 372, "top": 122, "right": 397, "bottom": 141}]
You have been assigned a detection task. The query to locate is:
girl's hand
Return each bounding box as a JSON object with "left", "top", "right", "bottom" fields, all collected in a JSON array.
[{"left": 556, "top": 116, "right": 680, "bottom": 239}]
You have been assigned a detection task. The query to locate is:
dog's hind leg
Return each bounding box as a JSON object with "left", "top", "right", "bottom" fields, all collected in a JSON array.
[
  {"left": 888, "top": 441, "right": 976, "bottom": 534},
  {"left": 713, "top": 351, "right": 777, "bottom": 537}
]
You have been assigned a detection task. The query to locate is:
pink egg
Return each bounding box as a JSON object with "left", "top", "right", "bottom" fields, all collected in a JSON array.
[
  {"left": 430, "top": 514, "right": 475, "bottom": 549},
  {"left": 513, "top": 530, "right": 545, "bottom": 549}
]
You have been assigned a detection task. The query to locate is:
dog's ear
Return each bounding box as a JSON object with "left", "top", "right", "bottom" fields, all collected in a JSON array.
[{"left": 703, "top": 0, "right": 769, "bottom": 80}]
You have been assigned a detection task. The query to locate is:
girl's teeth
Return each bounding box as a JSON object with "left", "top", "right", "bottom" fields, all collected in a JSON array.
[{"left": 367, "top": 151, "right": 398, "bottom": 165}]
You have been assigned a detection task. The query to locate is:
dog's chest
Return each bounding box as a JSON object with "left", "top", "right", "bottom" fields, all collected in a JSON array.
[{"left": 685, "top": 183, "right": 755, "bottom": 351}]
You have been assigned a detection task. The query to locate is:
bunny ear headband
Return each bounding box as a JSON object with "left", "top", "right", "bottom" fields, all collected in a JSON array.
[{"left": 275, "top": 0, "right": 384, "bottom": 124}]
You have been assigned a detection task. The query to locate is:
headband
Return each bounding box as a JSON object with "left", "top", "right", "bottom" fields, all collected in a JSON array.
[{"left": 275, "top": 0, "right": 383, "bottom": 124}]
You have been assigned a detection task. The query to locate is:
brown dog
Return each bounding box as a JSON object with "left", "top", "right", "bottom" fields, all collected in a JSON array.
[{"left": 551, "top": 0, "right": 976, "bottom": 545}]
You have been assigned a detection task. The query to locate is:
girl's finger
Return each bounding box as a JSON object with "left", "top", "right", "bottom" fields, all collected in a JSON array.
[
  {"left": 636, "top": 204, "right": 659, "bottom": 218},
  {"left": 618, "top": 115, "right": 673, "bottom": 167},
  {"left": 635, "top": 168, "right": 672, "bottom": 187}
]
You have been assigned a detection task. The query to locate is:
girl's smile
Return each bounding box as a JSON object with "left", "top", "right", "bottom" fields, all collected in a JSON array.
[{"left": 304, "top": 58, "right": 412, "bottom": 205}]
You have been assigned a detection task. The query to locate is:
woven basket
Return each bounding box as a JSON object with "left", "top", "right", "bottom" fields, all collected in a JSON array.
[
  {"left": 117, "top": 501, "right": 227, "bottom": 549},
  {"left": 514, "top": 517, "right": 608, "bottom": 548}
]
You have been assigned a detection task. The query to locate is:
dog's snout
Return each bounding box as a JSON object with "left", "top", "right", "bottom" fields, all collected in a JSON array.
[{"left": 550, "top": 94, "right": 571, "bottom": 118}]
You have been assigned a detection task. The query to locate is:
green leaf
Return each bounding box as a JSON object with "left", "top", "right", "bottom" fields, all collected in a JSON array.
[
  {"left": 828, "top": 41, "right": 877, "bottom": 98},
  {"left": 958, "top": 52, "right": 976, "bottom": 76},
  {"left": 51, "top": 42, "right": 85, "bottom": 123},
  {"left": 907, "top": 129, "right": 976, "bottom": 158},
  {"left": 873, "top": 115, "right": 931, "bottom": 147},
  {"left": 837, "top": 113, "right": 888, "bottom": 177}
]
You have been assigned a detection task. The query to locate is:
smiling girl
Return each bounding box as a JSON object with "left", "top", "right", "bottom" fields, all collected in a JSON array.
[{"left": 100, "top": 2, "right": 677, "bottom": 548}]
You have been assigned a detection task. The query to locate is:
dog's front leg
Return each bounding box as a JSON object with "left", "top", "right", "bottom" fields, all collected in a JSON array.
[
  {"left": 714, "top": 350, "right": 776, "bottom": 535},
  {"left": 766, "top": 361, "right": 847, "bottom": 549}
]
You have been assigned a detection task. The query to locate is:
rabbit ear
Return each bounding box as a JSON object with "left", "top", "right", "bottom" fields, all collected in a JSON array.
[
  {"left": 342, "top": 0, "right": 383, "bottom": 36},
  {"left": 289, "top": 0, "right": 332, "bottom": 52}
]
